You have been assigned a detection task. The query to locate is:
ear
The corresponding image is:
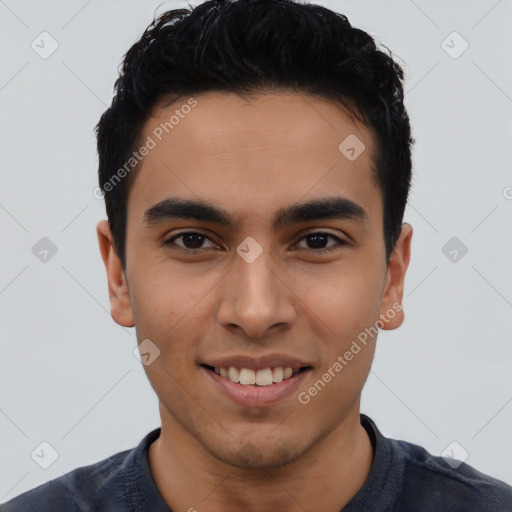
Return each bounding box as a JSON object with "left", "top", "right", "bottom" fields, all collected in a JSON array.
[
  {"left": 379, "top": 223, "right": 413, "bottom": 330},
  {"left": 96, "top": 220, "right": 135, "bottom": 328}
]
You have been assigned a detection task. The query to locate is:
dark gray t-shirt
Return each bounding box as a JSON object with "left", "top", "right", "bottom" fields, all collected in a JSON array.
[{"left": 1, "top": 414, "right": 511, "bottom": 511}]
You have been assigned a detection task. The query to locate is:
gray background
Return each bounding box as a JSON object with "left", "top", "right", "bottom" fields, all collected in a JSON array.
[{"left": 1, "top": 0, "right": 511, "bottom": 501}]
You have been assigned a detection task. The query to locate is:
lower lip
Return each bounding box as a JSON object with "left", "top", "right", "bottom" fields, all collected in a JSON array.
[{"left": 201, "top": 366, "right": 311, "bottom": 407}]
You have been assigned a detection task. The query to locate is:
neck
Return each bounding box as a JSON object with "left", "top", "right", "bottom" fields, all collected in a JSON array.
[{"left": 148, "top": 406, "right": 374, "bottom": 512}]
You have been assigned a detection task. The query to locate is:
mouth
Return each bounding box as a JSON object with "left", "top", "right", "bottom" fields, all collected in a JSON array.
[
  {"left": 200, "top": 361, "right": 313, "bottom": 407},
  {"left": 200, "top": 364, "right": 311, "bottom": 387}
]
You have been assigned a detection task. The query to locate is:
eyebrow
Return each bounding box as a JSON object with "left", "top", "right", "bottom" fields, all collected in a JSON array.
[{"left": 143, "top": 196, "right": 369, "bottom": 231}]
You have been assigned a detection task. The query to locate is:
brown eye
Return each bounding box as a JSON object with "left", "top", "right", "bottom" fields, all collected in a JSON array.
[
  {"left": 295, "top": 231, "right": 347, "bottom": 252},
  {"left": 164, "top": 231, "right": 218, "bottom": 253}
]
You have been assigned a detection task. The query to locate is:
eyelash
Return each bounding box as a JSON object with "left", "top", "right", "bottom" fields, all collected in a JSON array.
[{"left": 164, "top": 230, "right": 348, "bottom": 255}]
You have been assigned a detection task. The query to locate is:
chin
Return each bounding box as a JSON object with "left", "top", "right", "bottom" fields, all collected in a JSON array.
[{"left": 204, "top": 434, "right": 307, "bottom": 470}]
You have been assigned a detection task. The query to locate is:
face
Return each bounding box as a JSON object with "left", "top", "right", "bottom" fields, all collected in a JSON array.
[{"left": 98, "top": 91, "right": 412, "bottom": 470}]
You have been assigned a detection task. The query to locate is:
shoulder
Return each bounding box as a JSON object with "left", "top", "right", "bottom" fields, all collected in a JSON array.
[
  {"left": 0, "top": 448, "right": 132, "bottom": 512},
  {"left": 394, "top": 438, "right": 512, "bottom": 511}
]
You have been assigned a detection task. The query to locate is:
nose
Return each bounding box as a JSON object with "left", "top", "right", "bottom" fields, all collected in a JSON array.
[{"left": 216, "top": 247, "right": 297, "bottom": 341}]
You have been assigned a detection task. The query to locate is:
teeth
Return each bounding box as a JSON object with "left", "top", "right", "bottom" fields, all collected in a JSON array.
[
  {"left": 228, "top": 366, "right": 240, "bottom": 383},
  {"left": 272, "top": 367, "right": 283, "bottom": 383},
  {"left": 214, "top": 366, "right": 300, "bottom": 386},
  {"left": 256, "top": 368, "right": 273, "bottom": 386},
  {"left": 239, "top": 368, "right": 256, "bottom": 385}
]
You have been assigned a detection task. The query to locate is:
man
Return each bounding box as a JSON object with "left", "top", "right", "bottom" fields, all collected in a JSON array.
[{"left": 2, "top": 0, "right": 511, "bottom": 510}]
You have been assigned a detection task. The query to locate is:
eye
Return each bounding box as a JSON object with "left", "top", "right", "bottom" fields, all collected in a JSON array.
[
  {"left": 294, "top": 231, "right": 347, "bottom": 253},
  {"left": 164, "top": 231, "right": 219, "bottom": 254},
  {"left": 164, "top": 230, "right": 347, "bottom": 255}
]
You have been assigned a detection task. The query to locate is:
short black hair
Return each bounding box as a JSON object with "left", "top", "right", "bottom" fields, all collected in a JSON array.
[{"left": 96, "top": 0, "right": 414, "bottom": 269}]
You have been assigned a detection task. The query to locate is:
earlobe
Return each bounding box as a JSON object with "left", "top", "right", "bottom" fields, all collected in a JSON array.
[
  {"left": 96, "top": 220, "right": 135, "bottom": 328},
  {"left": 379, "top": 223, "right": 413, "bottom": 330}
]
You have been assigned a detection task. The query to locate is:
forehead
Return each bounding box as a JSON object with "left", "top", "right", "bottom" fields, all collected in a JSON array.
[{"left": 127, "top": 91, "right": 382, "bottom": 229}]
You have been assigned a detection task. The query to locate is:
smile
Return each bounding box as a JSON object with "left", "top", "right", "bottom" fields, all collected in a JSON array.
[
  {"left": 202, "top": 365, "right": 307, "bottom": 386},
  {"left": 200, "top": 363, "right": 312, "bottom": 407}
]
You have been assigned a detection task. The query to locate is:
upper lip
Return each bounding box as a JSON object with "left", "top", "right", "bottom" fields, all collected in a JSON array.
[{"left": 201, "top": 354, "right": 312, "bottom": 371}]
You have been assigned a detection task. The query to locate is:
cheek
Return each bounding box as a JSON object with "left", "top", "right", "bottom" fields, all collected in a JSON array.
[
  {"left": 129, "top": 269, "right": 215, "bottom": 380},
  {"left": 298, "top": 265, "right": 384, "bottom": 338},
  {"left": 129, "top": 261, "right": 196, "bottom": 331}
]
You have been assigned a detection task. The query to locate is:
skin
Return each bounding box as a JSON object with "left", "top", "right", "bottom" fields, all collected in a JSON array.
[{"left": 97, "top": 91, "right": 412, "bottom": 512}]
